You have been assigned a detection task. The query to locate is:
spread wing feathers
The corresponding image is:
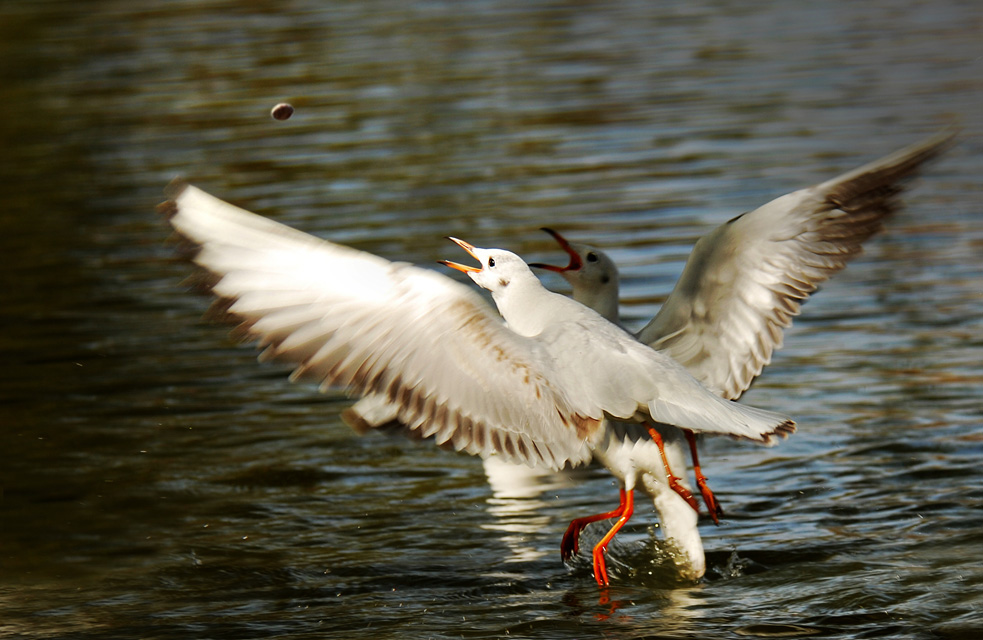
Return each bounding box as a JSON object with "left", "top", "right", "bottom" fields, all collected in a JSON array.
[
  {"left": 635, "top": 129, "right": 955, "bottom": 400},
  {"left": 345, "top": 312, "right": 796, "bottom": 446},
  {"left": 539, "top": 317, "right": 795, "bottom": 444},
  {"left": 159, "top": 181, "right": 599, "bottom": 470}
]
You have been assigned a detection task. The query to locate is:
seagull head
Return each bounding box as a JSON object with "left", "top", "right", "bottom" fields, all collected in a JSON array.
[
  {"left": 440, "top": 237, "right": 537, "bottom": 295},
  {"left": 528, "top": 228, "right": 620, "bottom": 321}
]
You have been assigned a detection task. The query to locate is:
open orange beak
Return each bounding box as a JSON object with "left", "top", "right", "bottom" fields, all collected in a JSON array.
[
  {"left": 439, "top": 237, "right": 482, "bottom": 273},
  {"left": 529, "top": 227, "right": 582, "bottom": 273}
]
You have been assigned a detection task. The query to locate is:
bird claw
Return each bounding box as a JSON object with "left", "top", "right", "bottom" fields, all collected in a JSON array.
[
  {"left": 696, "top": 473, "right": 724, "bottom": 525},
  {"left": 560, "top": 488, "right": 631, "bottom": 564},
  {"left": 592, "top": 548, "right": 610, "bottom": 586},
  {"left": 561, "top": 488, "right": 633, "bottom": 586},
  {"left": 667, "top": 474, "right": 701, "bottom": 513},
  {"left": 560, "top": 521, "right": 584, "bottom": 561}
]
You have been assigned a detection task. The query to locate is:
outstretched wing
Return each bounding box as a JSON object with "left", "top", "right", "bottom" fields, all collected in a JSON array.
[
  {"left": 160, "top": 181, "right": 599, "bottom": 470},
  {"left": 636, "top": 129, "right": 955, "bottom": 399}
]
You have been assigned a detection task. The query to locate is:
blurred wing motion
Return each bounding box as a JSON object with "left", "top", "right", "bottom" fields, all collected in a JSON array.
[
  {"left": 159, "top": 181, "right": 597, "bottom": 470},
  {"left": 636, "top": 129, "right": 955, "bottom": 399}
]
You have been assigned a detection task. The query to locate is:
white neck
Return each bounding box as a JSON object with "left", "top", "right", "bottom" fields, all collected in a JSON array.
[
  {"left": 572, "top": 283, "right": 620, "bottom": 324},
  {"left": 492, "top": 271, "right": 567, "bottom": 337}
]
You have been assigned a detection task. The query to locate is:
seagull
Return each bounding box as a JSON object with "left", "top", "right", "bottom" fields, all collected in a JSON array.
[
  {"left": 336, "top": 129, "right": 955, "bottom": 581},
  {"left": 159, "top": 181, "right": 796, "bottom": 586},
  {"left": 528, "top": 128, "right": 956, "bottom": 530}
]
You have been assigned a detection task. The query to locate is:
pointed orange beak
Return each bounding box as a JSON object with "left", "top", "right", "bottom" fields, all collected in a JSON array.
[
  {"left": 439, "top": 236, "right": 481, "bottom": 273},
  {"left": 529, "top": 227, "right": 582, "bottom": 272}
]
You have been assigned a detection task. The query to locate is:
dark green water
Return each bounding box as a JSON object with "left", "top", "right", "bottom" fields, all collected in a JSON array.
[{"left": 2, "top": 1, "right": 981, "bottom": 638}]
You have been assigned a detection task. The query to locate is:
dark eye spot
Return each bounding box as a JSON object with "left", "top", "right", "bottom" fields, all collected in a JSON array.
[
  {"left": 586, "top": 252, "right": 599, "bottom": 263},
  {"left": 488, "top": 257, "right": 496, "bottom": 267}
]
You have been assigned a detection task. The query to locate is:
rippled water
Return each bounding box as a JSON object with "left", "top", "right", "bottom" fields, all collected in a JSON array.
[{"left": 2, "top": 1, "right": 982, "bottom": 638}]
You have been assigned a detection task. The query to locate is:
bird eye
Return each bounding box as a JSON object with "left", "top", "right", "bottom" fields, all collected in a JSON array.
[
  {"left": 488, "top": 257, "right": 496, "bottom": 268},
  {"left": 586, "top": 252, "right": 599, "bottom": 263}
]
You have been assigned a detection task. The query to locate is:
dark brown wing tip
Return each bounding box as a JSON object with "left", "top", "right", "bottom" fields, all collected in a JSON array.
[
  {"left": 183, "top": 269, "right": 220, "bottom": 294},
  {"left": 826, "top": 128, "right": 959, "bottom": 208},
  {"left": 757, "top": 418, "right": 797, "bottom": 446},
  {"left": 878, "top": 127, "right": 959, "bottom": 171},
  {"left": 341, "top": 407, "right": 373, "bottom": 435},
  {"left": 157, "top": 178, "right": 189, "bottom": 219},
  {"left": 925, "top": 125, "right": 960, "bottom": 152},
  {"left": 156, "top": 199, "right": 178, "bottom": 219},
  {"left": 341, "top": 408, "right": 419, "bottom": 439},
  {"left": 163, "top": 177, "right": 189, "bottom": 200},
  {"left": 201, "top": 294, "right": 234, "bottom": 320},
  {"left": 897, "top": 127, "right": 959, "bottom": 172},
  {"left": 777, "top": 419, "right": 797, "bottom": 438}
]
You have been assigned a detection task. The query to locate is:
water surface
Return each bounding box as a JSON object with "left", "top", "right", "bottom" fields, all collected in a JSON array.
[{"left": 2, "top": 1, "right": 982, "bottom": 638}]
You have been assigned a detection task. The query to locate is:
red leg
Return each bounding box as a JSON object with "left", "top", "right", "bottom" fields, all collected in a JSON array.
[
  {"left": 561, "top": 488, "right": 628, "bottom": 562},
  {"left": 646, "top": 424, "right": 700, "bottom": 512},
  {"left": 591, "top": 488, "right": 634, "bottom": 586},
  {"left": 684, "top": 429, "right": 724, "bottom": 524}
]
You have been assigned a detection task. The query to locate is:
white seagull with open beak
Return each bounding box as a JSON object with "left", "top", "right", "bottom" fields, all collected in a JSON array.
[{"left": 160, "top": 182, "right": 796, "bottom": 585}]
